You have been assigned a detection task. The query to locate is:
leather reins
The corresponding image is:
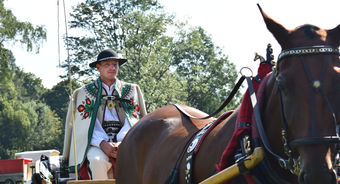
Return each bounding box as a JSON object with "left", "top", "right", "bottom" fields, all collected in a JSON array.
[{"left": 174, "top": 75, "right": 245, "bottom": 120}]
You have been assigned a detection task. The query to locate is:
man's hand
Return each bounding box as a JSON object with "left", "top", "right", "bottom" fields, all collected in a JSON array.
[
  {"left": 110, "top": 142, "right": 121, "bottom": 158},
  {"left": 99, "top": 141, "right": 120, "bottom": 159}
]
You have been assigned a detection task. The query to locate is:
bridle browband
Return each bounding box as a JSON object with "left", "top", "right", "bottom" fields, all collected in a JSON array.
[
  {"left": 278, "top": 45, "right": 340, "bottom": 61},
  {"left": 275, "top": 45, "right": 340, "bottom": 175}
]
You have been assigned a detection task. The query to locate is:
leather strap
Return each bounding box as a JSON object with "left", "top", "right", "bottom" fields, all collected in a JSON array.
[{"left": 174, "top": 76, "right": 245, "bottom": 119}]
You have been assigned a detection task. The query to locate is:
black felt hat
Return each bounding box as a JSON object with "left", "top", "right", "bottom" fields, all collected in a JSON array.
[{"left": 89, "top": 49, "right": 127, "bottom": 68}]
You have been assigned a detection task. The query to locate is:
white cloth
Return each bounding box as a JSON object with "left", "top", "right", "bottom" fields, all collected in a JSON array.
[
  {"left": 90, "top": 82, "right": 131, "bottom": 147},
  {"left": 87, "top": 146, "right": 113, "bottom": 179}
]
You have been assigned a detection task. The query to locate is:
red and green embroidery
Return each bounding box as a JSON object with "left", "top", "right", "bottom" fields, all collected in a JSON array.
[
  {"left": 121, "top": 83, "right": 131, "bottom": 99},
  {"left": 118, "top": 83, "right": 140, "bottom": 118},
  {"left": 77, "top": 97, "right": 95, "bottom": 119},
  {"left": 85, "top": 82, "right": 98, "bottom": 98},
  {"left": 121, "top": 97, "right": 140, "bottom": 118}
]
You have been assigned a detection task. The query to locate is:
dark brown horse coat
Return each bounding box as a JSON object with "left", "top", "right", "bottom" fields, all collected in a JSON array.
[
  {"left": 117, "top": 105, "right": 240, "bottom": 183},
  {"left": 116, "top": 5, "right": 340, "bottom": 184}
]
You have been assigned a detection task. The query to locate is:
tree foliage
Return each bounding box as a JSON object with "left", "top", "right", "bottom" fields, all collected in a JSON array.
[
  {"left": 0, "top": 0, "right": 243, "bottom": 159},
  {"left": 172, "top": 27, "right": 241, "bottom": 112},
  {"left": 0, "top": 0, "right": 46, "bottom": 52},
  {"left": 62, "top": 0, "right": 241, "bottom": 113},
  {"left": 43, "top": 80, "right": 81, "bottom": 123},
  {"left": 23, "top": 102, "right": 63, "bottom": 152},
  {"left": 0, "top": 100, "right": 63, "bottom": 159},
  {"left": 0, "top": 0, "right": 63, "bottom": 159},
  {"left": 13, "top": 68, "right": 46, "bottom": 102},
  {"left": 61, "top": 0, "right": 161, "bottom": 80}
]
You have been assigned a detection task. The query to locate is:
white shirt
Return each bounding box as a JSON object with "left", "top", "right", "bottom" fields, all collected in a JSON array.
[{"left": 90, "top": 82, "right": 131, "bottom": 147}]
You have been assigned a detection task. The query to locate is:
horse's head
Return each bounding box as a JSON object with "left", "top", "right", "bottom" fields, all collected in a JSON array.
[{"left": 258, "top": 5, "right": 340, "bottom": 184}]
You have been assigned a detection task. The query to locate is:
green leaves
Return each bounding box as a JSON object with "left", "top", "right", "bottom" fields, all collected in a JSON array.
[
  {"left": 172, "top": 26, "right": 241, "bottom": 113},
  {"left": 0, "top": 0, "right": 46, "bottom": 52},
  {"left": 0, "top": 96, "right": 63, "bottom": 159},
  {"left": 0, "top": 0, "right": 60, "bottom": 159},
  {"left": 42, "top": 80, "right": 81, "bottom": 123},
  {"left": 0, "top": 0, "right": 244, "bottom": 159},
  {"left": 60, "top": 0, "right": 241, "bottom": 114}
]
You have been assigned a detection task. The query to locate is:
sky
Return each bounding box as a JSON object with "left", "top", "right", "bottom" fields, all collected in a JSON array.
[{"left": 4, "top": 0, "right": 340, "bottom": 89}]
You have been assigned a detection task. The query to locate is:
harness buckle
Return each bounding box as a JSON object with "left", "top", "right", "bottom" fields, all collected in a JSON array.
[{"left": 278, "top": 158, "right": 288, "bottom": 169}]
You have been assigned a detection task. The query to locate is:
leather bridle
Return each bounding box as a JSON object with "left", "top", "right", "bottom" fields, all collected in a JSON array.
[{"left": 275, "top": 45, "right": 340, "bottom": 175}]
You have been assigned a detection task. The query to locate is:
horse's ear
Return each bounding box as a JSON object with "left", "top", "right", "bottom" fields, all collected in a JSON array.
[
  {"left": 257, "top": 4, "right": 290, "bottom": 48},
  {"left": 327, "top": 24, "right": 340, "bottom": 47}
]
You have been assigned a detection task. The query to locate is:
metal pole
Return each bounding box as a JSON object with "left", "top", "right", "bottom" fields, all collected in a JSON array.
[{"left": 60, "top": 0, "right": 78, "bottom": 180}]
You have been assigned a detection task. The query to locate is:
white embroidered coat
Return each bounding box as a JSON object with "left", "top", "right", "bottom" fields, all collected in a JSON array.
[{"left": 62, "top": 77, "right": 147, "bottom": 171}]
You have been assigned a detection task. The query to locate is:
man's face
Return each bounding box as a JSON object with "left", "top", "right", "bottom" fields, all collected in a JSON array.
[{"left": 96, "top": 60, "right": 119, "bottom": 82}]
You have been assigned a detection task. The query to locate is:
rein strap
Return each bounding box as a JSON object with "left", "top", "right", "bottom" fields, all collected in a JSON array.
[{"left": 174, "top": 76, "right": 245, "bottom": 119}]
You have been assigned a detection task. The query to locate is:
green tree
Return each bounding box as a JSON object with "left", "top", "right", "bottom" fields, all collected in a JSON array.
[
  {"left": 0, "top": 47, "right": 15, "bottom": 83},
  {"left": 0, "top": 99, "right": 63, "bottom": 159},
  {"left": 43, "top": 80, "right": 81, "bottom": 123},
  {"left": 0, "top": 0, "right": 46, "bottom": 53},
  {"left": 61, "top": 0, "right": 160, "bottom": 80},
  {"left": 0, "top": 0, "right": 46, "bottom": 102},
  {"left": 0, "top": 47, "right": 16, "bottom": 100},
  {"left": 23, "top": 102, "right": 63, "bottom": 151},
  {"left": 13, "top": 68, "right": 46, "bottom": 102},
  {"left": 0, "top": 97, "right": 29, "bottom": 158},
  {"left": 172, "top": 27, "right": 241, "bottom": 113},
  {"left": 0, "top": 0, "right": 66, "bottom": 158},
  {"left": 62, "top": 0, "right": 241, "bottom": 113},
  {"left": 62, "top": 0, "right": 188, "bottom": 112},
  {"left": 119, "top": 11, "right": 189, "bottom": 111}
]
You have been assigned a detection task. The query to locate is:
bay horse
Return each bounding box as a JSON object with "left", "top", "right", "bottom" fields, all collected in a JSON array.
[{"left": 116, "top": 5, "right": 340, "bottom": 184}]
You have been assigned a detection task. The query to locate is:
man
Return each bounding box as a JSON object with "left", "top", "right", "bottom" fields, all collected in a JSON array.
[{"left": 63, "top": 49, "right": 147, "bottom": 179}]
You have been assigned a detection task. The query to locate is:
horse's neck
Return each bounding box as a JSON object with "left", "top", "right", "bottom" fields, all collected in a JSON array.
[
  {"left": 261, "top": 74, "right": 280, "bottom": 126},
  {"left": 215, "top": 109, "right": 239, "bottom": 142}
]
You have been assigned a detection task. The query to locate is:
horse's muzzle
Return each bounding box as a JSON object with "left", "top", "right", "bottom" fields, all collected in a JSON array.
[{"left": 298, "top": 169, "right": 337, "bottom": 184}]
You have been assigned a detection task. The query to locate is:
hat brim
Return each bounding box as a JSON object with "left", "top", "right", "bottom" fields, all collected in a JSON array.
[{"left": 89, "top": 58, "right": 127, "bottom": 68}]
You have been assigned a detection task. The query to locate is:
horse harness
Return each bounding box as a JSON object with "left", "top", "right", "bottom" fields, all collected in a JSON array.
[
  {"left": 172, "top": 45, "right": 340, "bottom": 183},
  {"left": 264, "top": 45, "right": 340, "bottom": 175}
]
